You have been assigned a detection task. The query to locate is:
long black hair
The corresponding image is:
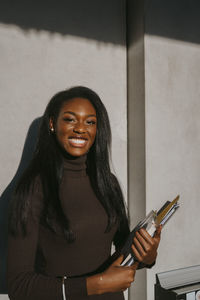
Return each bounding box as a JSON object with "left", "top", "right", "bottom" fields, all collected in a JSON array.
[{"left": 9, "top": 86, "right": 129, "bottom": 246}]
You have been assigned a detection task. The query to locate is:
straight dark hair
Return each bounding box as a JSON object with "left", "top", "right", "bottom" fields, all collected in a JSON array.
[{"left": 9, "top": 86, "right": 129, "bottom": 247}]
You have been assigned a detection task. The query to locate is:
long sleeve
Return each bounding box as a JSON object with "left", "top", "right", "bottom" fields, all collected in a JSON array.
[{"left": 6, "top": 181, "right": 87, "bottom": 300}]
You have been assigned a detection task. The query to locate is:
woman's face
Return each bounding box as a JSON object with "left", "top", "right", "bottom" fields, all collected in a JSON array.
[{"left": 51, "top": 97, "right": 97, "bottom": 157}]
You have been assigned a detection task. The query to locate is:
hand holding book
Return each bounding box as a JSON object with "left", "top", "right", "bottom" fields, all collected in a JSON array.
[
  {"left": 119, "top": 195, "right": 180, "bottom": 267},
  {"left": 131, "top": 225, "right": 162, "bottom": 266},
  {"left": 88, "top": 196, "right": 179, "bottom": 295}
]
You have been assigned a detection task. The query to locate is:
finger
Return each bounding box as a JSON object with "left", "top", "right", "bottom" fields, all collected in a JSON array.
[
  {"left": 153, "top": 234, "right": 161, "bottom": 244},
  {"left": 133, "top": 236, "right": 146, "bottom": 256},
  {"left": 151, "top": 227, "right": 162, "bottom": 247},
  {"left": 139, "top": 228, "right": 154, "bottom": 245},
  {"left": 112, "top": 255, "right": 124, "bottom": 266},
  {"left": 154, "top": 225, "right": 162, "bottom": 237},
  {"left": 131, "top": 243, "right": 143, "bottom": 262},
  {"left": 135, "top": 231, "right": 151, "bottom": 251}
]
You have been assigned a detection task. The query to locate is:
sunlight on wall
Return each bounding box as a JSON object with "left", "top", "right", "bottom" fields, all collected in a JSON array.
[
  {"left": 145, "top": 35, "right": 200, "bottom": 300},
  {"left": 0, "top": 23, "right": 127, "bottom": 194}
]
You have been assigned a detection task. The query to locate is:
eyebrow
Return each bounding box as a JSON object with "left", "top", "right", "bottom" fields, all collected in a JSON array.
[{"left": 63, "top": 111, "right": 96, "bottom": 118}]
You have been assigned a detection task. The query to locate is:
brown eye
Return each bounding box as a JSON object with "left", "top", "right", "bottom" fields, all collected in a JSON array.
[
  {"left": 63, "top": 117, "right": 75, "bottom": 123},
  {"left": 86, "top": 120, "right": 96, "bottom": 125}
]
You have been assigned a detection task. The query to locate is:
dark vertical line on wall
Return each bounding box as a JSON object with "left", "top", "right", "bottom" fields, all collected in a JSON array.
[
  {"left": 125, "top": 0, "right": 129, "bottom": 216},
  {"left": 126, "top": 0, "right": 147, "bottom": 299},
  {"left": 143, "top": 0, "right": 147, "bottom": 224}
]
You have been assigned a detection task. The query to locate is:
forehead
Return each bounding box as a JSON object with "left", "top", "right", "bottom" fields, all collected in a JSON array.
[{"left": 59, "top": 97, "right": 96, "bottom": 115}]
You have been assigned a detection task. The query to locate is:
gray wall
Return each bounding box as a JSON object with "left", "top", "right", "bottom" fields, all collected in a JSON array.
[
  {"left": 128, "top": 1, "right": 200, "bottom": 300},
  {"left": 145, "top": 1, "right": 200, "bottom": 299},
  {"left": 0, "top": 1, "right": 127, "bottom": 298},
  {"left": 1, "top": 1, "right": 200, "bottom": 300}
]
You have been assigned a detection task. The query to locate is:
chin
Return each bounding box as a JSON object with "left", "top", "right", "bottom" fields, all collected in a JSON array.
[{"left": 65, "top": 147, "right": 88, "bottom": 157}]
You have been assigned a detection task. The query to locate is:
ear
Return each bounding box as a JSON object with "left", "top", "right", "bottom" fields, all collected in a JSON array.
[{"left": 49, "top": 118, "right": 54, "bottom": 132}]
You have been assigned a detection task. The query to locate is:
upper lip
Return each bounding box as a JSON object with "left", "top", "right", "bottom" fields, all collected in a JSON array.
[{"left": 68, "top": 136, "right": 88, "bottom": 140}]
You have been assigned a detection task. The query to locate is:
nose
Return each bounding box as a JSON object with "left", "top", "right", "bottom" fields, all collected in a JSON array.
[{"left": 73, "top": 122, "right": 86, "bottom": 134}]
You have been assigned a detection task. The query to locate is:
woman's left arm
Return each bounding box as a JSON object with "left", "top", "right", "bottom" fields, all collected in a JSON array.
[{"left": 131, "top": 225, "right": 162, "bottom": 267}]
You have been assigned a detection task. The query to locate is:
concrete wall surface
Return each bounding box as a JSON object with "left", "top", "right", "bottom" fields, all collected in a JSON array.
[
  {"left": 144, "top": 1, "right": 200, "bottom": 300},
  {"left": 0, "top": 1, "right": 127, "bottom": 298},
  {"left": 145, "top": 34, "right": 200, "bottom": 300},
  {"left": 127, "top": 1, "right": 200, "bottom": 300}
]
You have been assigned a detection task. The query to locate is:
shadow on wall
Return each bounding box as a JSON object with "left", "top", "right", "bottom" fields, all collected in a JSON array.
[
  {"left": 0, "top": 0, "right": 200, "bottom": 45},
  {"left": 145, "top": 0, "right": 200, "bottom": 44},
  {"left": 0, "top": 0, "right": 126, "bottom": 45},
  {"left": 0, "top": 118, "right": 41, "bottom": 293}
]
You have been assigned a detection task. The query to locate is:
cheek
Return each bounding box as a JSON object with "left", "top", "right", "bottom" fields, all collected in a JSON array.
[
  {"left": 56, "top": 125, "right": 71, "bottom": 144},
  {"left": 89, "top": 128, "right": 97, "bottom": 143},
  {"left": 57, "top": 124, "right": 71, "bottom": 136}
]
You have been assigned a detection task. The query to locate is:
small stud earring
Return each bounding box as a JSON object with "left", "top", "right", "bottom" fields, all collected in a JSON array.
[{"left": 50, "top": 127, "right": 54, "bottom": 132}]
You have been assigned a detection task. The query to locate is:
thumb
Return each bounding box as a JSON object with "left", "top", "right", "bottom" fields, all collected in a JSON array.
[
  {"left": 112, "top": 255, "right": 124, "bottom": 266},
  {"left": 131, "top": 261, "right": 139, "bottom": 270},
  {"left": 155, "top": 225, "right": 162, "bottom": 237}
]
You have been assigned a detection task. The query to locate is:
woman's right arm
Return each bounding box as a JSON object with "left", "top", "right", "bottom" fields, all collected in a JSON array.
[
  {"left": 7, "top": 218, "right": 65, "bottom": 300},
  {"left": 8, "top": 226, "right": 137, "bottom": 300},
  {"left": 7, "top": 180, "right": 67, "bottom": 300},
  {"left": 7, "top": 181, "right": 87, "bottom": 300},
  {"left": 7, "top": 180, "right": 136, "bottom": 300}
]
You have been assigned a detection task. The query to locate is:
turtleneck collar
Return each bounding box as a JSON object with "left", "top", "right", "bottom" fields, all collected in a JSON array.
[{"left": 63, "top": 154, "right": 87, "bottom": 177}]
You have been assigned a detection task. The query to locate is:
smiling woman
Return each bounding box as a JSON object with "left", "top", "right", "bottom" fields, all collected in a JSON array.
[{"left": 7, "top": 86, "right": 161, "bottom": 300}]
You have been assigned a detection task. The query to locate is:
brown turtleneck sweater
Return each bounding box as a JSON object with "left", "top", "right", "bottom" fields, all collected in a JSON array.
[{"left": 7, "top": 155, "right": 124, "bottom": 300}]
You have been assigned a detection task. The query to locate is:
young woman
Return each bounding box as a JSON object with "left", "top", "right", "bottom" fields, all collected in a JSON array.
[{"left": 7, "top": 86, "right": 161, "bottom": 300}]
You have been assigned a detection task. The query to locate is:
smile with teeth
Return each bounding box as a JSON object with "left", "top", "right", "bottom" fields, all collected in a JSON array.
[{"left": 68, "top": 138, "right": 88, "bottom": 147}]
